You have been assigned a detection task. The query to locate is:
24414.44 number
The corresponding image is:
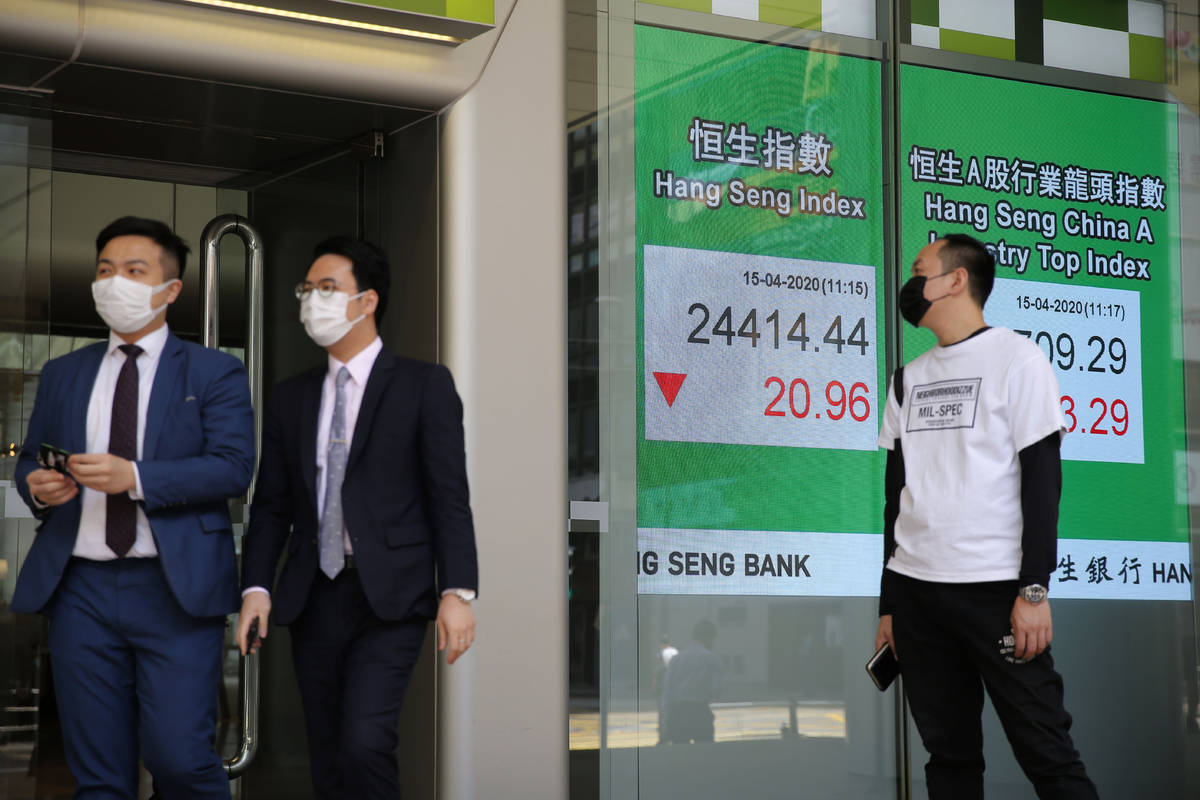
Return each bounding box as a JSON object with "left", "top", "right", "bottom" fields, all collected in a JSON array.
[{"left": 688, "top": 304, "right": 869, "bottom": 355}]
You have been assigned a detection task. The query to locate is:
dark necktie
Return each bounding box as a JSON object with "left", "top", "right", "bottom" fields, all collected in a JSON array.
[{"left": 106, "top": 343, "right": 142, "bottom": 556}]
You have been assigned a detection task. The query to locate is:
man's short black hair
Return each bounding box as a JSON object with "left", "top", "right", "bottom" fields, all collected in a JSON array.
[
  {"left": 938, "top": 233, "right": 995, "bottom": 307},
  {"left": 313, "top": 236, "right": 391, "bottom": 324},
  {"left": 96, "top": 216, "right": 190, "bottom": 280}
]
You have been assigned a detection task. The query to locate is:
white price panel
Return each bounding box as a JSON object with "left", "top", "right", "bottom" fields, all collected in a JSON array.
[
  {"left": 986, "top": 277, "right": 1143, "bottom": 464},
  {"left": 644, "top": 245, "right": 879, "bottom": 451}
]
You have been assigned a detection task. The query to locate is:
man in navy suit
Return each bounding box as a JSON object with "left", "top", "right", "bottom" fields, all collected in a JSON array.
[
  {"left": 237, "top": 237, "right": 478, "bottom": 799},
  {"left": 15, "top": 216, "right": 256, "bottom": 798}
]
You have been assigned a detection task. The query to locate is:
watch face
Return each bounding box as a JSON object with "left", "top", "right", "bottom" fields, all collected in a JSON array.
[{"left": 1022, "top": 585, "right": 1047, "bottom": 603}]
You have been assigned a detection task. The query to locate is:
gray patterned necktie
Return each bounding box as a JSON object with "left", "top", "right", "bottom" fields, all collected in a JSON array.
[{"left": 319, "top": 366, "right": 350, "bottom": 579}]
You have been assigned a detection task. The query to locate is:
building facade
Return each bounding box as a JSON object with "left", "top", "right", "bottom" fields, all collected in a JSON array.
[{"left": 0, "top": 1, "right": 1196, "bottom": 798}]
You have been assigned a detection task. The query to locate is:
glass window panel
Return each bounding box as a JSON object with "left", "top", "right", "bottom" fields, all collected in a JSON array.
[
  {"left": 0, "top": 99, "right": 51, "bottom": 799},
  {"left": 574, "top": 1, "right": 1200, "bottom": 798},
  {"left": 579, "top": 5, "right": 898, "bottom": 799}
]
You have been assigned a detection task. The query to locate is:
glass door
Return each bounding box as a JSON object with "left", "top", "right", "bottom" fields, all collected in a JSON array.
[
  {"left": 0, "top": 87, "right": 55, "bottom": 800},
  {"left": 586, "top": 5, "right": 902, "bottom": 799},
  {"left": 0, "top": 60, "right": 436, "bottom": 797}
]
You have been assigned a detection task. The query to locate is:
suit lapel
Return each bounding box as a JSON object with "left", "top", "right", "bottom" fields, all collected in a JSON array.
[
  {"left": 143, "top": 334, "right": 185, "bottom": 460},
  {"left": 347, "top": 349, "right": 396, "bottom": 473},
  {"left": 300, "top": 368, "right": 323, "bottom": 510},
  {"left": 69, "top": 344, "right": 107, "bottom": 453}
]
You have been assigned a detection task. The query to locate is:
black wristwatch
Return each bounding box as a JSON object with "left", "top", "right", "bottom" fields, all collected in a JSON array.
[{"left": 1019, "top": 584, "right": 1048, "bottom": 604}]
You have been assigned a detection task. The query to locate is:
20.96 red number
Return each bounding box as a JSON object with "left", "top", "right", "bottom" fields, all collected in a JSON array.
[
  {"left": 1060, "top": 395, "right": 1129, "bottom": 436},
  {"left": 765, "top": 378, "right": 870, "bottom": 422}
]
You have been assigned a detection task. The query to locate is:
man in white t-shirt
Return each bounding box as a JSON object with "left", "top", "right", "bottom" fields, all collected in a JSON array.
[{"left": 875, "top": 234, "right": 1098, "bottom": 799}]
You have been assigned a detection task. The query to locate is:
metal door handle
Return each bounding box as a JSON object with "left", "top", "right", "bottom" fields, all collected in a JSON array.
[
  {"left": 225, "top": 621, "right": 261, "bottom": 777},
  {"left": 200, "top": 213, "right": 265, "bottom": 485},
  {"left": 199, "top": 214, "right": 266, "bottom": 779}
]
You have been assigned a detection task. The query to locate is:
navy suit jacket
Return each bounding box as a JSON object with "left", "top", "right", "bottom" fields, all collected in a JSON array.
[
  {"left": 241, "top": 349, "right": 478, "bottom": 625},
  {"left": 13, "top": 333, "right": 256, "bottom": 618}
]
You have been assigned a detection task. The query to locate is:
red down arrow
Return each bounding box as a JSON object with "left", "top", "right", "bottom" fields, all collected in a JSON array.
[{"left": 653, "top": 372, "right": 687, "bottom": 407}]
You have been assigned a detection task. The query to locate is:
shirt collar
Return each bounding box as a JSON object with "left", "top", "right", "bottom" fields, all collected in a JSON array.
[
  {"left": 107, "top": 324, "right": 169, "bottom": 360},
  {"left": 327, "top": 336, "right": 383, "bottom": 387},
  {"left": 936, "top": 325, "right": 993, "bottom": 351}
]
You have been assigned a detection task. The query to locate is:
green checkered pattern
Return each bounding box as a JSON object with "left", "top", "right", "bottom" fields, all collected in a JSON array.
[
  {"left": 642, "top": 0, "right": 822, "bottom": 29},
  {"left": 910, "top": 0, "right": 1165, "bottom": 82},
  {"left": 640, "top": 1, "right": 1165, "bottom": 82},
  {"left": 342, "top": 0, "right": 493, "bottom": 25}
]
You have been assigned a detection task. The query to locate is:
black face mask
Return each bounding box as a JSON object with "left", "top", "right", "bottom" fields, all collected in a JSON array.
[
  {"left": 898, "top": 275, "right": 932, "bottom": 327},
  {"left": 898, "top": 271, "right": 954, "bottom": 328}
]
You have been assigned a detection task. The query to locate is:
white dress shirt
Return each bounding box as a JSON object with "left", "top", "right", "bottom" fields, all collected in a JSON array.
[
  {"left": 73, "top": 325, "right": 167, "bottom": 559},
  {"left": 242, "top": 337, "right": 381, "bottom": 599},
  {"left": 315, "top": 336, "right": 383, "bottom": 555}
]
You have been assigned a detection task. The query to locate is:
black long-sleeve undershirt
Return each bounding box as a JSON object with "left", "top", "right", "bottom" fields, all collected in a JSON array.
[
  {"left": 878, "top": 430, "right": 1062, "bottom": 616},
  {"left": 878, "top": 441, "right": 904, "bottom": 615},
  {"left": 1016, "top": 431, "right": 1062, "bottom": 588}
]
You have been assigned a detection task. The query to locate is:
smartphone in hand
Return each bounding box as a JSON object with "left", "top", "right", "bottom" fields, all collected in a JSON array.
[
  {"left": 37, "top": 443, "right": 72, "bottom": 476},
  {"left": 866, "top": 643, "right": 900, "bottom": 691}
]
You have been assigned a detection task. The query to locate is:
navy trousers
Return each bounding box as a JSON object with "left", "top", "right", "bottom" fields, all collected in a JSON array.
[
  {"left": 290, "top": 567, "right": 427, "bottom": 800},
  {"left": 886, "top": 570, "right": 1098, "bottom": 800},
  {"left": 47, "top": 557, "right": 229, "bottom": 800}
]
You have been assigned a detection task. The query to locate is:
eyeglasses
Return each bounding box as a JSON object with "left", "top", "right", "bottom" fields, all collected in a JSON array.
[{"left": 294, "top": 279, "right": 345, "bottom": 300}]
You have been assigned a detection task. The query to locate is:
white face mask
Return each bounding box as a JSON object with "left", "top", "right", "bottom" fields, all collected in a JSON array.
[
  {"left": 92, "top": 275, "right": 176, "bottom": 333},
  {"left": 300, "top": 290, "right": 366, "bottom": 347}
]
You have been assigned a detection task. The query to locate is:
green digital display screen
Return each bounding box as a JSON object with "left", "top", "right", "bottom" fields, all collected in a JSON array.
[
  {"left": 632, "top": 27, "right": 1190, "bottom": 600},
  {"left": 634, "top": 25, "right": 887, "bottom": 595}
]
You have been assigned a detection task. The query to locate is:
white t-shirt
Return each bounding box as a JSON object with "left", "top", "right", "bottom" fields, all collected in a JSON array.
[{"left": 877, "top": 327, "right": 1065, "bottom": 584}]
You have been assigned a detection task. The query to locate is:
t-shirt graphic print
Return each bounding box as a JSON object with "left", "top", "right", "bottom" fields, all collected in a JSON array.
[{"left": 905, "top": 378, "right": 982, "bottom": 432}]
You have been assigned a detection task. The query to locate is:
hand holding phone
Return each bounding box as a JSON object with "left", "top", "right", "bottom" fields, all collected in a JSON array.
[
  {"left": 866, "top": 643, "right": 900, "bottom": 691},
  {"left": 37, "top": 443, "right": 72, "bottom": 475},
  {"left": 28, "top": 444, "right": 78, "bottom": 508}
]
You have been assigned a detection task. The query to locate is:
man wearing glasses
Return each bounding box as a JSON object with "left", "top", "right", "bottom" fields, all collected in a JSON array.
[{"left": 237, "top": 237, "right": 478, "bottom": 799}]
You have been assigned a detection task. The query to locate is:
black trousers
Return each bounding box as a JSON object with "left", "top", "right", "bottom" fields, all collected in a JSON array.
[
  {"left": 662, "top": 701, "right": 715, "bottom": 744},
  {"left": 885, "top": 570, "right": 1098, "bottom": 800},
  {"left": 290, "top": 567, "right": 427, "bottom": 800}
]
